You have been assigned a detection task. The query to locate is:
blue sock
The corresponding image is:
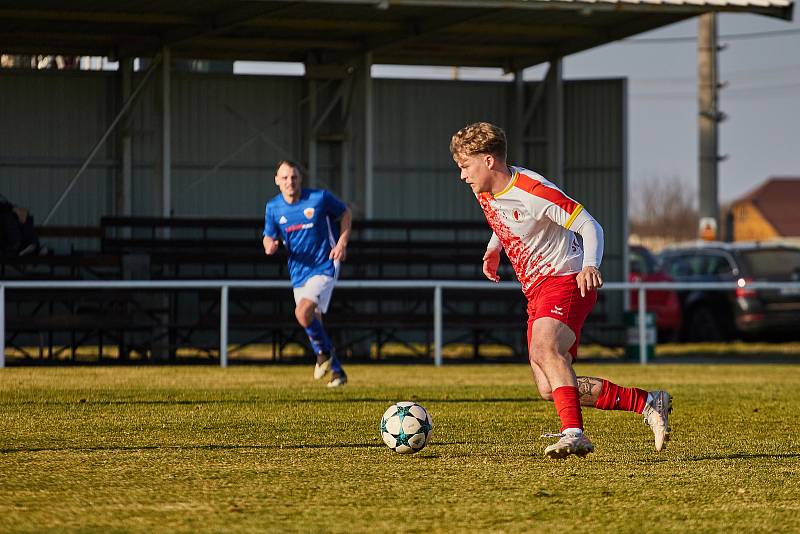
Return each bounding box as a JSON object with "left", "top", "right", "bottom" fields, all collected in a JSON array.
[{"left": 304, "top": 318, "right": 341, "bottom": 373}]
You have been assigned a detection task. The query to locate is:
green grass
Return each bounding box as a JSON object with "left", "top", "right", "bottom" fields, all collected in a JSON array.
[{"left": 2, "top": 364, "right": 799, "bottom": 533}]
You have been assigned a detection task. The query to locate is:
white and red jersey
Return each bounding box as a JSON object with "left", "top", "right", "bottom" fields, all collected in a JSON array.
[{"left": 477, "top": 166, "right": 599, "bottom": 296}]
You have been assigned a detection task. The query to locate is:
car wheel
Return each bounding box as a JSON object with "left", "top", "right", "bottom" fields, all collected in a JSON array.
[{"left": 686, "top": 306, "right": 728, "bottom": 342}]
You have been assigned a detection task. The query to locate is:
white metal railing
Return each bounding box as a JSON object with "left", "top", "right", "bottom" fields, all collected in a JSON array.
[{"left": 2, "top": 280, "right": 800, "bottom": 368}]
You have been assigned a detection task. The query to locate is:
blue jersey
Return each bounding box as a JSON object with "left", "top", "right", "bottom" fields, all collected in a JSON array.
[{"left": 263, "top": 188, "right": 347, "bottom": 287}]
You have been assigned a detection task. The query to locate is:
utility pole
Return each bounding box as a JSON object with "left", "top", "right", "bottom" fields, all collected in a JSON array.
[{"left": 698, "top": 13, "right": 724, "bottom": 239}]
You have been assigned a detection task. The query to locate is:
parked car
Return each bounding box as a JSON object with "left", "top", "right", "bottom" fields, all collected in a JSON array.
[
  {"left": 629, "top": 245, "right": 682, "bottom": 340},
  {"left": 659, "top": 242, "right": 800, "bottom": 341}
]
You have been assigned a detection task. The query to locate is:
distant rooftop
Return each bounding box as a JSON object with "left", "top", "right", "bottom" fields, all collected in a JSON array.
[{"left": 733, "top": 178, "right": 800, "bottom": 237}]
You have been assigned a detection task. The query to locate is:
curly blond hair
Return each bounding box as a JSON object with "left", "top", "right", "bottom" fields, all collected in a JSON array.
[{"left": 449, "top": 122, "right": 507, "bottom": 162}]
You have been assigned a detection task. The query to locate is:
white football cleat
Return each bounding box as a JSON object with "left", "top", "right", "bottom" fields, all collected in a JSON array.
[
  {"left": 642, "top": 390, "right": 672, "bottom": 451},
  {"left": 327, "top": 370, "right": 347, "bottom": 388},
  {"left": 542, "top": 430, "right": 594, "bottom": 459},
  {"left": 313, "top": 353, "right": 332, "bottom": 380}
]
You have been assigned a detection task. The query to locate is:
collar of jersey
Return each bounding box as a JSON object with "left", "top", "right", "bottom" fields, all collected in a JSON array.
[{"left": 493, "top": 168, "right": 518, "bottom": 198}]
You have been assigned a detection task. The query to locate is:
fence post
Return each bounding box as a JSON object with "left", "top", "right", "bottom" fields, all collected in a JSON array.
[
  {"left": 638, "top": 285, "right": 648, "bottom": 365},
  {"left": 1, "top": 285, "right": 5, "bottom": 368},
  {"left": 434, "top": 284, "right": 442, "bottom": 367},
  {"left": 220, "top": 285, "right": 229, "bottom": 368}
]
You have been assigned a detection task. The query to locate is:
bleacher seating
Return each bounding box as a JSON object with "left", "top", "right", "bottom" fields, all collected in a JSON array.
[{"left": 2, "top": 217, "right": 620, "bottom": 362}]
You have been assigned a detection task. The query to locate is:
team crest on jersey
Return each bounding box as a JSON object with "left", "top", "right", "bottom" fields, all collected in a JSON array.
[
  {"left": 513, "top": 210, "right": 521, "bottom": 221},
  {"left": 303, "top": 207, "right": 315, "bottom": 220},
  {"left": 279, "top": 216, "right": 288, "bottom": 224}
]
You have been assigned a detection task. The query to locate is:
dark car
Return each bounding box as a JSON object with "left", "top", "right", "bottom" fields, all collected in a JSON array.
[
  {"left": 659, "top": 242, "right": 800, "bottom": 341},
  {"left": 629, "top": 245, "right": 682, "bottom": 340}
]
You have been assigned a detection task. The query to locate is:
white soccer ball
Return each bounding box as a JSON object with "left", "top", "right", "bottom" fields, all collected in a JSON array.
[{"left": 380, "top": 401, "right": 433, "bottom": 454}]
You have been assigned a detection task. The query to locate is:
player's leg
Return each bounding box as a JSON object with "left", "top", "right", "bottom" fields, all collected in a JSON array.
[
  {"left": 527, "top": 346, "right": 668, "bottom": 450},
  {"left": 314, "top": 274, "right": 347, "bottom": 387},
  {"left": 294, "top": 297, "right": 335, "bottom": 373},
  {"left": 574, "top": 376, "right": 671, "bottom": 451},
  {"left": 529, "top": 317, "right": 593, "bottom": 459},
  {"left": 527, "top": 358, "right": 553, "bottom": 401},
  {"left": 295, "top": 274, "right": 347, "bottom": 387},
  {"left": 293, "top": 278, "right": 340, "bottom": 382},
  {"left": 577, "top": 376, "right": 646, "bottom": 410}
]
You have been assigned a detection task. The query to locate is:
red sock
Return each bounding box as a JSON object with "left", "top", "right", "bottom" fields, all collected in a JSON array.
[
  {"left": 594, "top": 380, "right": 648, "bottom": 413},
  {"left": 552, "top": 386, "right": 583, "bottom": 432}
]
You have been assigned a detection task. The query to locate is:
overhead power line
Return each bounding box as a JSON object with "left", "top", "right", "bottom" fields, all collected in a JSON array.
[
  {"left": 623, "top": 27, "right": 800, "bottom": 44},
  {"left": 631, "top": 64, "right": 800, "bottom": 85},
  {"left": 631, "top": 80, "right": 800, "bottom": 100}
]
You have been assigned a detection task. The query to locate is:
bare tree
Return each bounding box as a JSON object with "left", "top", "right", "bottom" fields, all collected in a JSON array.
[{"left": 630, "top": 175, "right": 699, "bottom": 244}]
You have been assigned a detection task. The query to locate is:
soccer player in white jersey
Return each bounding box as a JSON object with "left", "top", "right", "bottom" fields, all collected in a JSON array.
[{"left": 450, "top": 122, "right": 671, "bottom": 458}]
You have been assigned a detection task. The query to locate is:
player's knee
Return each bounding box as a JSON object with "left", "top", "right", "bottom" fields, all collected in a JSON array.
[
  {"left": 294, "top": 305, "right": 314, "bottom": 327},
  {"left": 293, "top": 307, "right": 305, "bottom": 326},
  {"left": 529, "top": 338, "right": 561, "bottom": 366}
]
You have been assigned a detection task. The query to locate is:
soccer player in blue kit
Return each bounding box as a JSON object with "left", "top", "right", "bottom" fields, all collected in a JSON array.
[{"left": 262, "top": 160, "right": 352, "bottom": 387}]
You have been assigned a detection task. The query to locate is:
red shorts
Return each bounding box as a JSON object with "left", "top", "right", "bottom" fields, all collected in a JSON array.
[{"left": 526, "top": 273, "right": 597, "bottom": 360}]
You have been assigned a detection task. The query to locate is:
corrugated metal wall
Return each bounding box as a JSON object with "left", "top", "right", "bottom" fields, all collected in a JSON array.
[
  {"left": 1, "top": 70, "right": 625, "bottom": 282},
  {"left": 0, "top": 70, "right": 116, "bottom": 227},
  {"left": 562, "top": 79, "right": 627, "bottom": 332},
  {"left": 372, "top": 79, "right": 509, "bottom": 221},
  {"left": 563, "top": 79, "right": 626, "bottom": 285},
  {"left": 128, "top": 72, "right": 305, "bottom": 217}
]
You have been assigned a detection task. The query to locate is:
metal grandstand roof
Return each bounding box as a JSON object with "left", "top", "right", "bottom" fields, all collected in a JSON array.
[{"left": 0, "top": 0, "right": 793, "bottom": 69}]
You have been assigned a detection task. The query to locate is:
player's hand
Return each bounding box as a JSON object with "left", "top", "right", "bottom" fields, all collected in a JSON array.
[
  {"left": 263, "top": 237, "right": 279, "bottom": 255},
  {"left": 576, "top": 266, "right": 603, "bottom": 297},
  {"left": 329, "top": 242, "right": 347, "bottom": 261},
  {"left": 482, "top": 249, "right": 500, "bottom": 282}
]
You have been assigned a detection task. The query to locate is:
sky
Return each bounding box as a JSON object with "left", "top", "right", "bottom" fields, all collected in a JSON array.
[
  {"left": 561, "top": 11, "right": 800, "bottom": 204},
  {"left": 237, "top": 10, "right": 799, "bottom": 206}
]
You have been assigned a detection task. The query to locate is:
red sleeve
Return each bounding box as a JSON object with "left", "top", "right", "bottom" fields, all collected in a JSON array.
[{"left": 514, "top": 173, "right": 578, "bottom": 215}]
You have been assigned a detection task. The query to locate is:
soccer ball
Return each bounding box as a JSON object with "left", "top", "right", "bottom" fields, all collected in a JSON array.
[{"left": 380, "top": 401, "right": 433, "bottom": 454}]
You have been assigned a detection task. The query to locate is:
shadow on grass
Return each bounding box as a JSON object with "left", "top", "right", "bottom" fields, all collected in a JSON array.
[
  {"left": 0, "top": 441, "right": 469, "bottom": 454},
  {"left": 3, "top": 397, "right": 538, "bottom": 406},
  {"left": 687, "top": 452, "right": 800, "bottom": 461},
  {"left": 1, "top": 443, "right": 381, "bottom": 454}
]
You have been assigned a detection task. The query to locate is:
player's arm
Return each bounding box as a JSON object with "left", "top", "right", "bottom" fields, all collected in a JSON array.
[
  {"left": 262, "top": 234, "right": 279, "bottom": 255},
  {"left": 262, "top": 204, "right": 280, "bottom": 255},
  {"left": 543, "top": 198, "right": 604, "bottom": 296},
  {"left": 329, "top": 207, "right": 351, "bottom": 261},
  {"left": 569, "top": 208, "right": 605, "bottom": 297},
  {"left": 482, "top": 232, "right": 502, "bottom": 282}
]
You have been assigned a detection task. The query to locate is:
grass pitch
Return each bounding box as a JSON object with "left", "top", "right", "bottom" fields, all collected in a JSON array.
[{"left": 2, "top": 363, "right": 799, "bottom": 533}]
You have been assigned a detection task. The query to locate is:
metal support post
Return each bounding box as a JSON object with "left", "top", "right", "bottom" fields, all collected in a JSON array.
[
  {"left": 638, "top": 286, "right": 648, "bottom": 365},
  {"left": 512, "top": 69, "right": 525, "bottom": 162},
  {"left": 354, "top": 52, "right": 374, "bottom": 218},
  {"left": 307, "top": 78, "right": 318, "bottom": 187},
  {"left": 220, "top": 285, "right": 229, "bottom": 368},
  {"left": 120, "top": 57, "right": 133, "bottom": 218},
  {"left": 545, "top": 58, "right": 564, "bottom": 186},
  {"left": 161, "top": 46, "right": 172, "bottom": 220},
  {"left": 698, "top": 13, "right": 721, "bottom": 227},
  {"left": 434, "top": 285, "right": 443, "bottom": 367},
  {"left": 1, "top": 285, "right": 5, "bottom": 368}
]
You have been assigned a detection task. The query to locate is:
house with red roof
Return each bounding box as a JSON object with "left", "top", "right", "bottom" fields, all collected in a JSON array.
[{"left": 729, "top": 178, "right": 800, "bottom": 242}]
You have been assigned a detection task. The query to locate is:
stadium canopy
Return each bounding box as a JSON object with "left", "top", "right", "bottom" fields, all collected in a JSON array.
[
  {"left": 1, "top": 0, "right": 793, "bottom": 223},
  {"left": 0, "top": 0, "right": 793, "bottom": 70}
]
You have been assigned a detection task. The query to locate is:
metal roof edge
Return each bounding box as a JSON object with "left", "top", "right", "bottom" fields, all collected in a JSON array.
[{"left": 295, "top": 0, "right": 794, "bottom": 20}]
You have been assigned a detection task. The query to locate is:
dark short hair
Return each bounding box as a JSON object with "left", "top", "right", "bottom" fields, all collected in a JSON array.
[{"left": 275, "top": 160, "right": 303, "bottom": 177}]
